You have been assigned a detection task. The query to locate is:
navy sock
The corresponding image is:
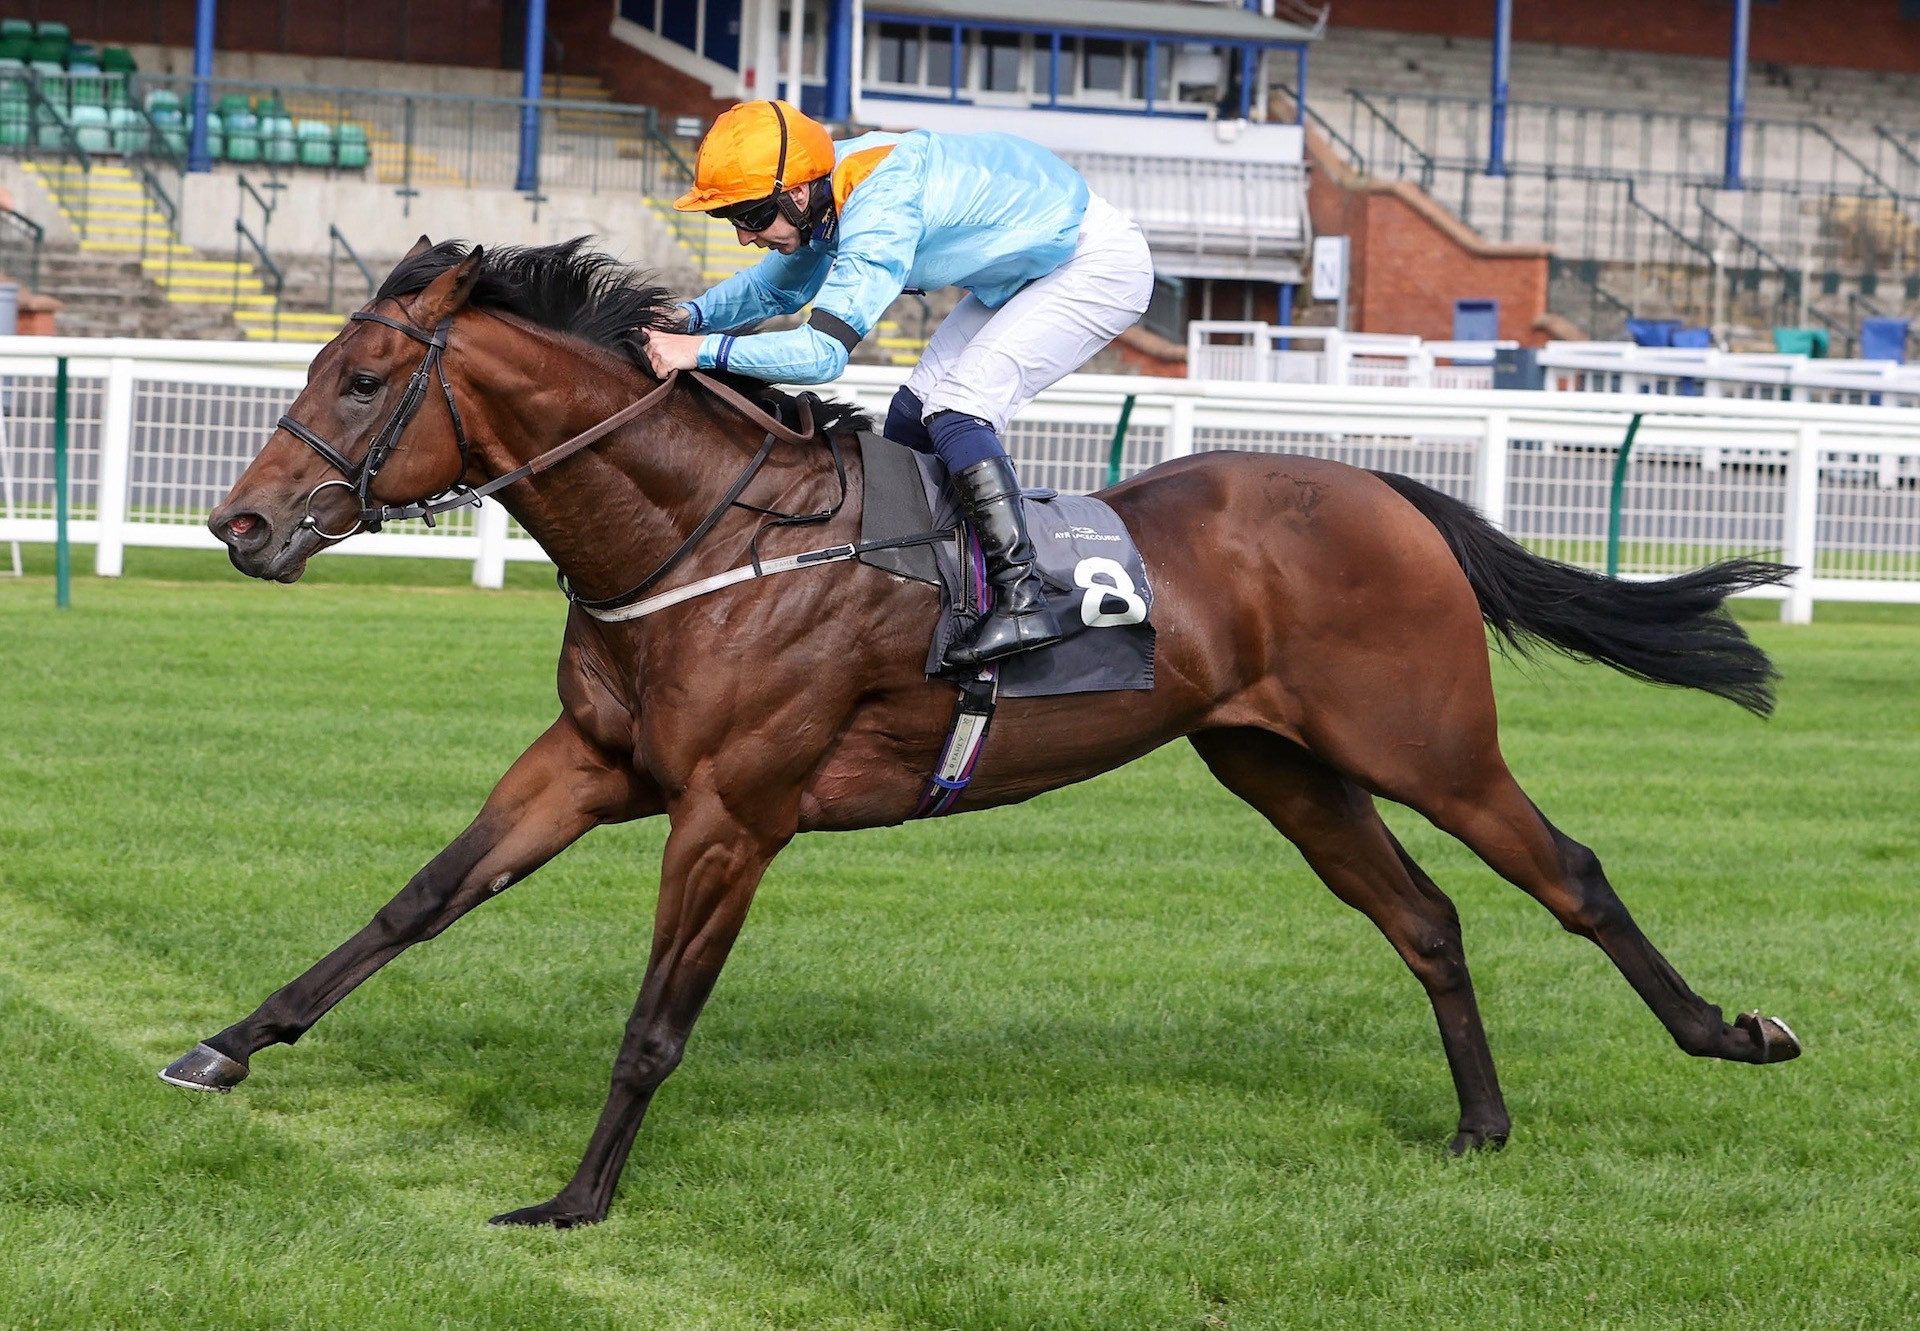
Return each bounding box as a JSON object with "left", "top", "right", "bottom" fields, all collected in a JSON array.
[
  {"left": 883, "top": 386, "right": 934, "bottom": 452},
  {"left": 926, "top": 411, "right": 1006, "bottom": 473}
]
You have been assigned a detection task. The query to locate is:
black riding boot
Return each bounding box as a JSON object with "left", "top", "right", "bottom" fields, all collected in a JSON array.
[{"left": 943, "top": 457, "right": 1064, "bottom": 669}]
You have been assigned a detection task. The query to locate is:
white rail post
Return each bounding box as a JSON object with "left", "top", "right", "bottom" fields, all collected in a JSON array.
[
  {"left": 93, "top": 357, "right": 136, "bottom": 578},
  {"left": 473, "top": 498, "right": 508, "bottom": 589},
  {"left": 1781, "top": 423, "right": 1820, "bottom": 624},
  {"left": 1165, "top": 397, "right": 1195, "bottom": 463},
  {"left": 1476, "top": 409, "right": 1510, "bottom": 529}
]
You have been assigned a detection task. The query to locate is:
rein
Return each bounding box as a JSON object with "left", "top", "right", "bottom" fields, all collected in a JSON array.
[{"left": 278, "top": 306, "right": 818, "bottom": 542}]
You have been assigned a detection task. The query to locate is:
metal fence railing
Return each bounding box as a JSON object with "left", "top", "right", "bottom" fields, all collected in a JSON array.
[
  {"left": 2, "top": 338, "right": 1917, "bottom": 622},
  {"left": 127, "top": 76, "right": 698, "bottom": 198}
]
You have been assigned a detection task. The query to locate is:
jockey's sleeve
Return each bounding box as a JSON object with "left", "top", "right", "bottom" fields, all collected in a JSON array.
[
  {"left": 694, "top": 168, "right": 922, "bottom": 384},
  {"left": 684, "top": 247, "right": 831, "bottom": 334}
]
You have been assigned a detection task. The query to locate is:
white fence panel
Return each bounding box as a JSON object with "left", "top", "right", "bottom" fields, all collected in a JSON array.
[{"left": 4, "top": 339, "right": 1920, "bottom": 620}]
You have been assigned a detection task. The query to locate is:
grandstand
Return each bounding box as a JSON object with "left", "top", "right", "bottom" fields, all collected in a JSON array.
[{"left": 0, "top": 3, "right": 1914, "bottom": 361}]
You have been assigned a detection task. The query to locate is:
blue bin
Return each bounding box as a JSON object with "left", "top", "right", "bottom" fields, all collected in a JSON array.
[{"left": 1452, "top": 298, "right": 1499, "bottom": 343}]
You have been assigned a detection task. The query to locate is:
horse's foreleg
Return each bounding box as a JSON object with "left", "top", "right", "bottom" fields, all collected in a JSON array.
[
  {"left": 160, "top": 715, "right": 656, "bottom": 1092},
  {"left": 491, "top": 789, "right": 792, "bottom": 1229},
  {"left": 1190, "top": 727, "right": 1510, "bottom": 1152}
]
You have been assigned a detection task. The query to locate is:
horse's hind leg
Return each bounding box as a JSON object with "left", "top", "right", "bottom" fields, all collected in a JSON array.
[
  {"left": 1418, "top": 770, "right": 1800, "bottom": 1065},
  {"left": 159, "top": 715, "right": 659, "bottom": 1092},
  {"left": 1190, "top": 728, "right": 1510, "bottom": 1152}
]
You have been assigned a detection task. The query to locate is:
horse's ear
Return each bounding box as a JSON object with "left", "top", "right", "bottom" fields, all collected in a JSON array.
[
  {"left": 403, "top": 234, "right": 433, "bottom": 260},
  {"left": 412, "top": 245, "right": 485, "bottom": 325}
]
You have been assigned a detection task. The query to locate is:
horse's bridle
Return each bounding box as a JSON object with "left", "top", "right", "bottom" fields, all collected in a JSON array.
[
  {"left": 273, "top": 303, "right": 834, "bottom": 611},
  {"left": 278, "top": 309, "right": 475, "bottom": 538}
]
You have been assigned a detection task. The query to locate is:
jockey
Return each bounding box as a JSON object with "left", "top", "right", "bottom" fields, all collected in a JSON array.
[{"left": 646, "top": 99, "right": 1154, "bottom": 669}]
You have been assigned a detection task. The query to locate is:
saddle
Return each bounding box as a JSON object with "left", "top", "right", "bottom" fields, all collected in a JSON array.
[{"left": 855, "top": 432, "right": 1155, "bottom": 699}]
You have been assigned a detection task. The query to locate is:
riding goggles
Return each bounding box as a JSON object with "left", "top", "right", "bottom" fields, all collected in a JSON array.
[{"left": 709, "top": 193, "right": 784, "bottom": 232}]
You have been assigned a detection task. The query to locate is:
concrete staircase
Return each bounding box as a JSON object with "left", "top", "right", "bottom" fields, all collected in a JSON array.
[
  {"left": 22, "top": 159, "right": 316, "bottom": 339},
  {"left": 649, "top": 203, "right": 935, "bottom": 368}
]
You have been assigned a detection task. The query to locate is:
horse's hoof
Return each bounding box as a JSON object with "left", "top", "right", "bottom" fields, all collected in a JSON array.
[
  {"left": 1736, "top": 1011, "right": 1802, "bottom": 1064},
  {"left": 1448, "top": 1124, "right": 1511, "bottom": 1155},
  {"left": 158, "top": 1043, "right": 249, "bottom": 1093},
  {"left": 489, "top": 1200, "right": 603, "bottom": 1230}
]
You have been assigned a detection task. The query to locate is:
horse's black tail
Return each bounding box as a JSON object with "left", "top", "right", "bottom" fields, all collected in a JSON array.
[{"left": 1371, "top": 470, "right": 1792, "bottom": 716}]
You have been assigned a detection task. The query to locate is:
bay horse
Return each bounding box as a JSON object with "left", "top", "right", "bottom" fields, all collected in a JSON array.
[{"left": 168, "top": 239, "right": 1800, "bottom": 1229}]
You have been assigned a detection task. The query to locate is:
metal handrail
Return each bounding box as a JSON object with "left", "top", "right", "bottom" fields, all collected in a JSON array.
[
  {"left": 134, "top": 163, "right": 181, "bottom": 285},
  {"left": 1273, "top": 82, "right": 1368, "bottom": 176},
  {"left": 1797, "top": 121, "right": 1903, "bottom": 200},
  {"left": 234, "top": 218, "right": 284, "bottom": 340},
  {"left": 1345, "top": 89, "right": 1434, "bottom": 189},
  {"left": 1871, "top": 124, "right": 1920, "bottom": 190},
  {"left": 0, "top": 206, "right": 44, "bottom": 290},
  {"left": 22, "top": 74, "right": 88, "bottom": 179},
  {"left": 327, "top": 223, "right": 376, "bottom": 311}
]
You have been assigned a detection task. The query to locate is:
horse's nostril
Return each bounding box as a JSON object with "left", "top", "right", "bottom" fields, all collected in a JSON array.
[{"left": 229, "top": 514, "right": 258, "bottom": 537}]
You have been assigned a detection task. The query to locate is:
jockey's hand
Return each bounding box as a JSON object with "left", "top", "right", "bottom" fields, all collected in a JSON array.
[{"left": 645, "top": 331, "right": 703, "bottom": 377}]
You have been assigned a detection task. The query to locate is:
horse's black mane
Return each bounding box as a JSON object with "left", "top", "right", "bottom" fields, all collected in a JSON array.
[{"left": 377, "top": 237, "right": 871, "bottom": 434}]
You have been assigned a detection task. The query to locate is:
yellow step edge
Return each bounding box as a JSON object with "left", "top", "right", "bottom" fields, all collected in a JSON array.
[
  {"left": 72, "top": 224, "right": 175, "bottom": 237},
  {"left": 27, "top": 164, "right": 136, "bottom": 178},
  {"left": 875, "top": 337, "right": 925, "bottom": 349},
  {"left": 81, "top": 241, "right": 194, "bottom": 254},
  {"left": 142, "top": 260, "right": 255, "bottom": 273},
  {"left": 164, "top": 292, "right": 278, "bottom": 306},
  {"left": 235, "top": 309, "right": 346, "bottom": 322}
]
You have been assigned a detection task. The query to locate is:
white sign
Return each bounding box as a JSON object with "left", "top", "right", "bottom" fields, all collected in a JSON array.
[{"left": 1311, "top": 236, "right": 1349, "bottom": 302}]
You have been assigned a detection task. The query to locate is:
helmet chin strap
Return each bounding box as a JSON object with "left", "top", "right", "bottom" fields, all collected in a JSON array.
[{"left": 777, "top": 178, "right": 833, "bottom": 244}]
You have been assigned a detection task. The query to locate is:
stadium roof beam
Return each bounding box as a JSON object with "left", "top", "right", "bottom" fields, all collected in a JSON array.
[
  {"left": 868, "top": 0, "right": 1326, "bottom": 45},
  {"left": 1725, "top": 0, "right": 1750, "bottom": 190}
]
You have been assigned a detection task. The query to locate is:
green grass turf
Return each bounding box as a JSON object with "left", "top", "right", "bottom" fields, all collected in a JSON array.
[{"left": 2, "top": 550, "right": 1917, "bottom": 1330}]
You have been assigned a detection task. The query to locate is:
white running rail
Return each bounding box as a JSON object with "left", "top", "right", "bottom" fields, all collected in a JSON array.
[{"left": 3, "top": 337, "right": 1919, "bottom": 623}]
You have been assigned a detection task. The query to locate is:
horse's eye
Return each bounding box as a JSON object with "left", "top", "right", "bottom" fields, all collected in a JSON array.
[{"left": 347, "top": 374, "right": 381, "bottom": 398}]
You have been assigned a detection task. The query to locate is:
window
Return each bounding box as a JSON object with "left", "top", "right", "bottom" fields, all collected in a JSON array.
[
  {"left": 1073, "top": 37, "right": 1149, "bottom": 99},
  {"left": 872, "top": 21, "right": 920, "bottom": 85},
  {"left": 925, "top": 28, "right": 955, "bottom": 90},
  {"left": 777, "top": 2, "right": 824, "bottom": 81},
  {"left": 978, "top": 30, "right": 1026, "bottom": 95},
  {"left": 1081, "top": 37, "right": 1129, "bottom": 95}
]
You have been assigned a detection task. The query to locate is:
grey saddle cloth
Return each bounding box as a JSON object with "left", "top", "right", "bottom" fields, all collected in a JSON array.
[{"left": 855, "top": 431, "right": 1155, "bottom": 698}]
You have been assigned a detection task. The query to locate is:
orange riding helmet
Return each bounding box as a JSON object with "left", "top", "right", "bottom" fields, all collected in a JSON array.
[{"left": 673, "top": 100, "right": 837, "bottom": 218}]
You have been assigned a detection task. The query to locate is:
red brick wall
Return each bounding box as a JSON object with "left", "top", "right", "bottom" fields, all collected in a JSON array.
[
  {"left": 18, "top": 0, "right": 505, "bottom": 68},
  {"left": 1307, "top": 139, "right": 1550, "bottom": 345},
  {"left": 547, "top": 6, "right": 736, "bottom": 122},
  {"left": 1331, "top": 0, "right": 1920, "bottom": 75}
]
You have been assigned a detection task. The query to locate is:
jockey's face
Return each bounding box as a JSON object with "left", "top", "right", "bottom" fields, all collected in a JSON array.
[{"left": 732, "top": 183, "right": 813, "bottom": 255}]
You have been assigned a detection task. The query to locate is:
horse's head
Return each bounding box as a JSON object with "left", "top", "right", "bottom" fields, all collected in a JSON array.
[{"left": 210, "top": 238, "right": 486, "bottom": 582}]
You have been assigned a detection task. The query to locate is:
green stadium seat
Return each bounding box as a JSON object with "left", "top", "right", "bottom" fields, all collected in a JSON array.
[
  {"left": 67, "top": 41, "right": 99, "bottom": 67},
  {"left": 100, "top": 46, "right": 136, "bottom": 75},
  {"left": 261, "top": 114, "right": 296, "bottom": 164},
  {"left": 0, "top": 37, "right": 28, "bottom": 63},
  {"left": 0, "top": 19, "right": 31, "bottom": 41},
  {"left": 108, "top": 105, "right": 148, "bottom": 154},
  {"left": 296, "top": 118, "right": 332, "bottom": 167},
  {"left": 144, "top": 88, "right": 181, "bottom": 114},
  {"left": 335, "top": 121, "right": 369, "bottom": 170},
  {"left": 0, "top": 55, "right": 24, "bottom": 94},
  {"left": 148, "top": 105, "right": 186, "bottom": 156},
  {"left": 223, "top": 110, "right": 260, "bottom": 162},
  {"left": 252, "top": 96, "right": 285, "bottom": 120},
  {"left": 29, "top": 39, "right": 67, "bottom": 67},
  {"left": 216, "top": 92, "right": 250, "bottom": 118},
  {"left": 66, "top": 63, "right": 103, "bottom": 106},
  {"left": 102, "top": 71, "right": 130, "bottom": 107},
  {"left": 0, "top": 98, "right": 28, "bottom": 148},
  {"left": 36, "top": 111, "right": 70, "bottom": 151},
  {"left": 33, "top": 21, "right": 71, "bottom": 43},
  {"left": 202, "top": 109, "right": 225, "bottom": 159},
  {"left": 69, "top": 102, "right": 109, "bottom": 152}
]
